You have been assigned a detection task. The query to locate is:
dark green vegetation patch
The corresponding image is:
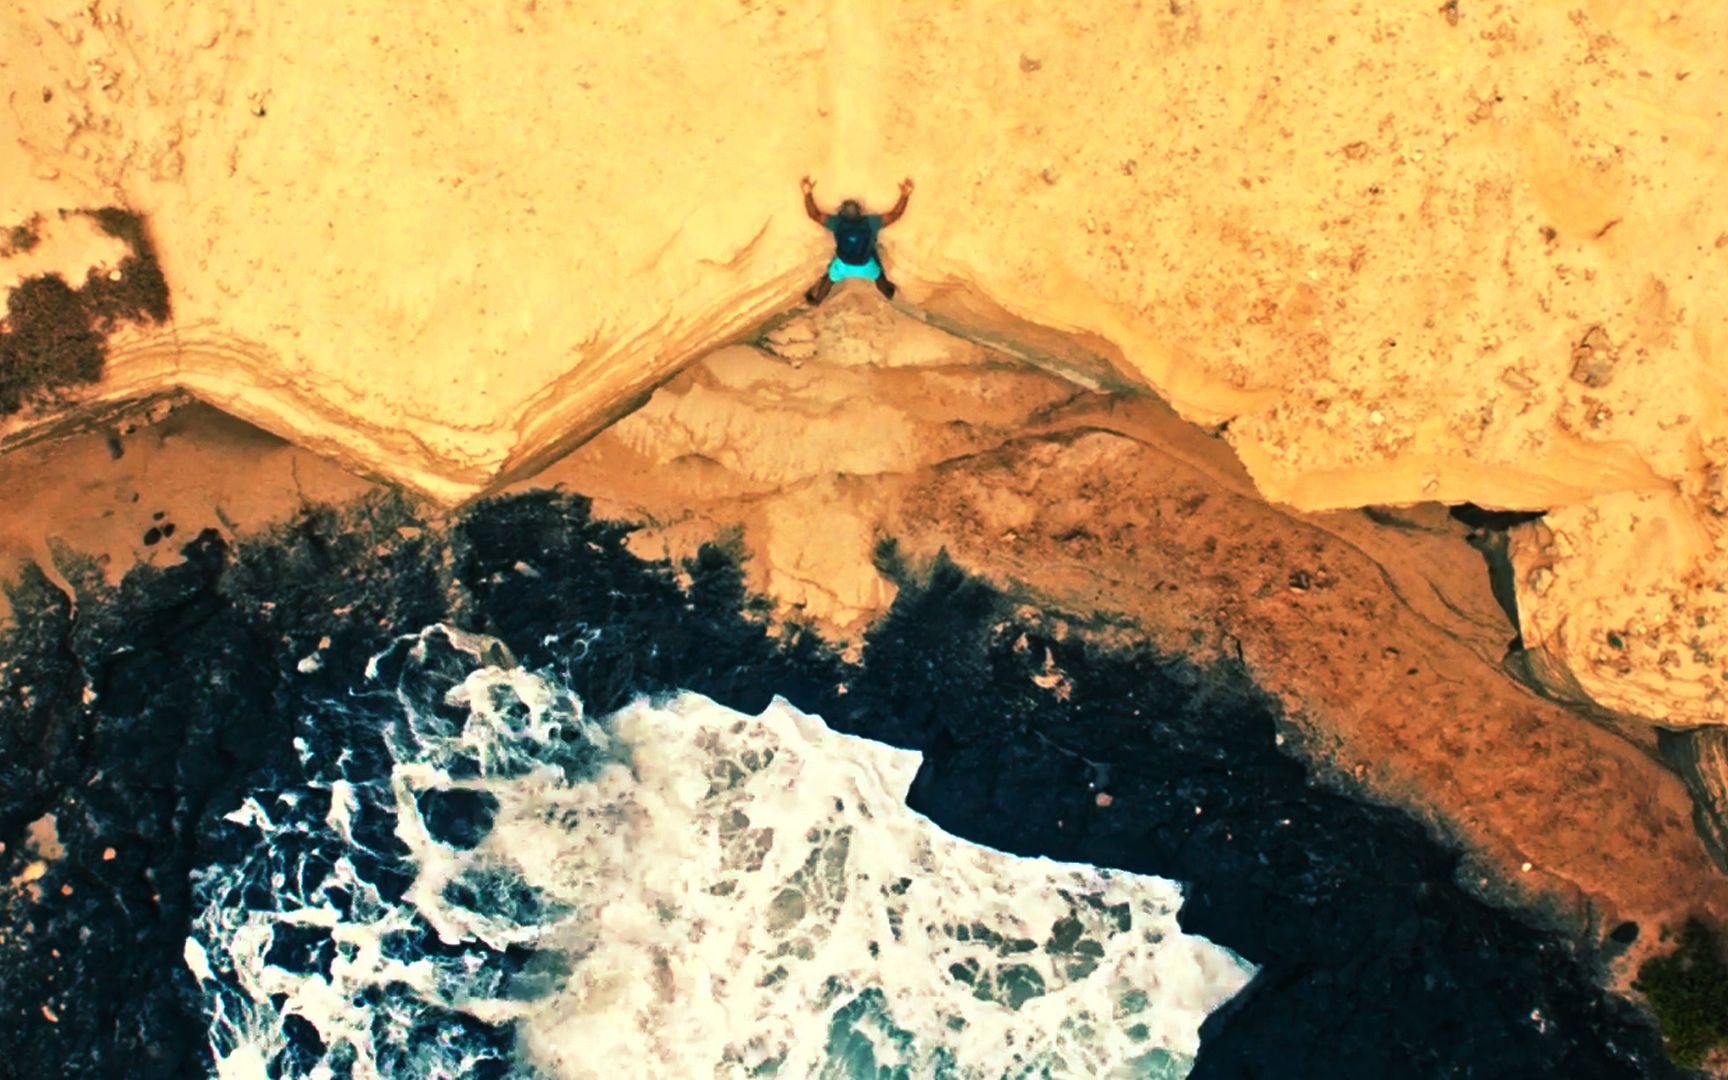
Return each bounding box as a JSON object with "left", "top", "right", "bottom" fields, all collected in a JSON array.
[
  {"left": 1636, "top": 918, "right": 1728, "bottom": 1070},
  {"left": 0, "top": 208, "right": 171, "bottom": 417}
]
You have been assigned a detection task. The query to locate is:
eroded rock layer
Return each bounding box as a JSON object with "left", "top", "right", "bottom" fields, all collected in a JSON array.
[{"left": 533, "top": 293, "right": 1728, "bottom": 973}]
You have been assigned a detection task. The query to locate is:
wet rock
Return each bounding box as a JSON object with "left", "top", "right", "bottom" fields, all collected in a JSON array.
[
  {"left": 416, "top": 788, "right": 500, "bottom": 850},
  {"left": 1659, "top": 727, "right": 1728, "bottom": 876}
]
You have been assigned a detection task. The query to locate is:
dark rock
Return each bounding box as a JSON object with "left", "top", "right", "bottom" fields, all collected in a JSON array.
[
  {"left": 416, "top": 788, "right": 500, "bottom": 850},
  {"left": 1450, "top": 504, "right": 1547, "bottom": 531},
  {"left": 264, "top": 922, "right": 335, "bottom": 976}
]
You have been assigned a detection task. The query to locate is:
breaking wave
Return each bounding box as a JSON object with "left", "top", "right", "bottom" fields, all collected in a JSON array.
[{"left": 187, "top": 624, "right": 1252, "bottom": 1079}]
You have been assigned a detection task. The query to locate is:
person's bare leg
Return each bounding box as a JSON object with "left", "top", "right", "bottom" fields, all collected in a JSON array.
[
  {"left": 804, "top": 276, "right": 834, "bottom": 306},
  {"left": 873, "top": 252, "right": 896, "bottom": 300}
]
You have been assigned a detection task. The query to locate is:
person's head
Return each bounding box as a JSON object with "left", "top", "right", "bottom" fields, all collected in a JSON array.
[{"left": 839, "top": 199, "right": 862, "bottom": 219}]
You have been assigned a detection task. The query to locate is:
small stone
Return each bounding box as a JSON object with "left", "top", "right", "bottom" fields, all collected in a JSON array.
[
  {"left": 101, "top": 847, "right": 116, "bottom": 861},
  {"left": 1019, "top": 54, "right": 1042, "bottom": 72},
  {"left": 1529, "top": 567, "right": 1555, "bottom": 597},
  {"left": 1095, "top": 792, "right": 1113, "bottom": 808},
  {"left": 1568, "top": 325, "right": 1617, "bottom": 388}
]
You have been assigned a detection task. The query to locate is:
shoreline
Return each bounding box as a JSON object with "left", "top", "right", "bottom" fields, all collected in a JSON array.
[
  {"left": 0, "top": 485, "right": 1682, "bottom": 1076},
  {"left": 0, "top": 373, "right": 1721, "bottom": 1072}
]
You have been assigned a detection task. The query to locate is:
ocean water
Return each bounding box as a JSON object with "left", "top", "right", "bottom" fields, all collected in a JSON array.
[
  {"left": 188, "top": 624, "right": 1252, "bottom": 1079},
  {"left": 0, "top": 493, "right": 1678, "bottom": 1078}
]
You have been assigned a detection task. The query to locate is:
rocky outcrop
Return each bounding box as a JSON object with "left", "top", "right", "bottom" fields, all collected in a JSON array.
[
  {"left": 1662, "top": 727, "right": 1728, "bottom": 875},
  {"left": 5, "top": 264, "right": 1728, "bottom": 1067},
  {"left": 1512, "top": 494, "right": 1728, "bottom": 729},
  {"left": 532, "top": 294, "right": 1728, "bottom": 982},
  {"left": 2, "top": 3, "right": 1726, "bottom": 726},
  {"left": 5, "top": 287, "right": 1726, "bottom": 1066}
]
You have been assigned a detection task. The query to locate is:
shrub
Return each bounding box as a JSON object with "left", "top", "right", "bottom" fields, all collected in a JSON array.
[
  {"left": 0, "top": 274, "right": 104, "bottom": 415},
  {"left": 0, "top": 208, "right": 171, "bottom": 418},
  {"left": 1635, "top": 918, "right": 1728, "bottom": 1070}
]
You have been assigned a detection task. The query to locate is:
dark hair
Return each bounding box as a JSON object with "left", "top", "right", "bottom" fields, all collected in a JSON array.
[{"left": 839, "top": 200, "right": 862, "bottom": 219}]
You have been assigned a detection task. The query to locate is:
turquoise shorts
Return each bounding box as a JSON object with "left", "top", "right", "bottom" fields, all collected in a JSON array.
[{"left": 828, "top": 256, "right": 882, "bottom": 282}]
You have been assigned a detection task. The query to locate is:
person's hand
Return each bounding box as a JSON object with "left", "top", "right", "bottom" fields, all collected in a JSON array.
[
  {"left": 899, "top": 177, "right": 915, "bottom": 195},
  {"left": 800, "top": 175, "right": 816, "bottom": 195}
]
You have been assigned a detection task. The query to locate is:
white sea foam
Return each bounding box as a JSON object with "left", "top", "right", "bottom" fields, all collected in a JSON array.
[{"left": 188, "top": 624, "right": 1253, "bottom": 1079}]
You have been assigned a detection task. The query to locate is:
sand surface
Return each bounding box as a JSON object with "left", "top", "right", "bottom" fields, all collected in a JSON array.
[{"left": 0, "top": 399, "right": 374, "bottom": 626}]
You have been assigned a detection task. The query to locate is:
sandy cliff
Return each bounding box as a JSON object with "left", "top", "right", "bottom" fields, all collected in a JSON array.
[{"left": 2, "top": 3, "right": 1726, "bottom": 726}]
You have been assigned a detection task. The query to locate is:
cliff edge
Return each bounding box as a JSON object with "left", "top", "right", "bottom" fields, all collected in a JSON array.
[{"left": 3, "top": 2, "right": 1726, "bottom": 728}]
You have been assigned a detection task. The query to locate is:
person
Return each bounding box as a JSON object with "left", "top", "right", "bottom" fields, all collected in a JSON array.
[{"left": 800, "top": 176, "right": 913, "bottom": 305}]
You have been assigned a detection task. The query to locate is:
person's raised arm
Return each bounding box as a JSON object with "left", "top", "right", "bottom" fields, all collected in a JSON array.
[
  {"left": 800, "top": 175, "right": 825, "bottom": 224},
  {"left": 880, "top": 177, "right": 915, "bottom": 227}
]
